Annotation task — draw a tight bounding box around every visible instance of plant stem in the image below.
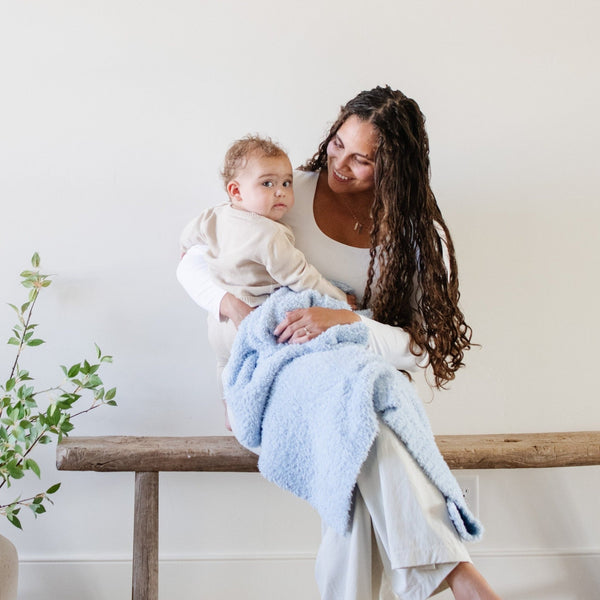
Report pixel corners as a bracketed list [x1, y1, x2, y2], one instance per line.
[9, 289, 39, 381]
[0, 494, 44, 511]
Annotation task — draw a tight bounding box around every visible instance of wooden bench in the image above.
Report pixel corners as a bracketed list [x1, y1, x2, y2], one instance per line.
[56, 431, 600, 600]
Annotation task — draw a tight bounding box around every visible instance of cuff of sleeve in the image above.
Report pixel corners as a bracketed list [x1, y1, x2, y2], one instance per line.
[358, 314, 427, 372]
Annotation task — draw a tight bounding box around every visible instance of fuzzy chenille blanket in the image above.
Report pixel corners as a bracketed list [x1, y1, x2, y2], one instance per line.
[223, 287, 482, 541]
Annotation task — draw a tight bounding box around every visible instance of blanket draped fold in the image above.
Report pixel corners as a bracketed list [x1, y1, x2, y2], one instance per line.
[223, 287, 482, 541]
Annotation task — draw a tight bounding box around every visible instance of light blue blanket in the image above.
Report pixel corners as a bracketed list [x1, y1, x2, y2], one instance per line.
[223, 287, 482, 541]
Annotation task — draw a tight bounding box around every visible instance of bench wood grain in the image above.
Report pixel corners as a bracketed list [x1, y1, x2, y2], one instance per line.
[56, 431, 600, 600]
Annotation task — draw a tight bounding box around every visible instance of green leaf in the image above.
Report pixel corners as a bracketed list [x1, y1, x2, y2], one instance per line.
[105, 387, 117, 401]
[31, 252, 40, 268]
[60, 421, 74, 433]
[5, 378, 16, 392]
[26, 339, 45, 347]
[7, 337, 20, 346]
[31, 503, 46, 515]
[95, 343, 101, 359]
[13, 426, 26, 442]
[46, 482, 61, 494]
[7, 463, 24, 479]
[86, 374, 102, 388]
[106, 400, 117, 406]
[8, 514, 22, 530]
[24, 458, 41, 478]
[67, 364, 80, 378]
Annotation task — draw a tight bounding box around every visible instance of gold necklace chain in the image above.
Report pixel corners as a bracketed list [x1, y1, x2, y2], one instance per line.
[339, 196, 371, 234]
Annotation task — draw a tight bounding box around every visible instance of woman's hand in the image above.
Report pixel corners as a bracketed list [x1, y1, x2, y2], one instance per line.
[220, 293, 253, 328]
[273, 307, 361, 344]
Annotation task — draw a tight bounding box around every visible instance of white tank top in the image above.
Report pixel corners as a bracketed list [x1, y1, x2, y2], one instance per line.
[282, 170, 372, 303]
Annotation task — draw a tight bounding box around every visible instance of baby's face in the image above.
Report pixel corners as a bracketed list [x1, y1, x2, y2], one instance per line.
[229, 154, 294, 221]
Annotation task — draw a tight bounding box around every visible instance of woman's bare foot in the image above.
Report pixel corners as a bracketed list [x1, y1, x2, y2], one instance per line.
[446, 562, 502, 600]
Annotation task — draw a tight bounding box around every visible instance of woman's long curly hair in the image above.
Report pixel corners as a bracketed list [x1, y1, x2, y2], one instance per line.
[303, 86, 473, 388]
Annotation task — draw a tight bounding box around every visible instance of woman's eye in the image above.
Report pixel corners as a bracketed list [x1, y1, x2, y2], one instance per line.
[353, 156, 372, 167]
[334, 138, 343, 148]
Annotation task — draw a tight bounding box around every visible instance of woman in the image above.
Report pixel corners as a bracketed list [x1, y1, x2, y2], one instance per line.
[177, 86, 501, 599]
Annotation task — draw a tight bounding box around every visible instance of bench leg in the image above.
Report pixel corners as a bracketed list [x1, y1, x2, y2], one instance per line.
[132, 471, 159, 600]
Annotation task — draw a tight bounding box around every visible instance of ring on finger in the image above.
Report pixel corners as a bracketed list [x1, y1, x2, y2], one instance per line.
[303, 326, 310, 337]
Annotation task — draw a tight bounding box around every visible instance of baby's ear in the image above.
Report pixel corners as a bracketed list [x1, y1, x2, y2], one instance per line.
[227, 180, 242, 202]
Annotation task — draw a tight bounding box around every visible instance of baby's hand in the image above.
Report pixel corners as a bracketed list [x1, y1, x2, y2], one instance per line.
[345, 293, 358, 310]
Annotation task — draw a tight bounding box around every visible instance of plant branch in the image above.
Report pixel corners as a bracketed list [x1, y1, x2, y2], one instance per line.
[1, 254, 117, 528]
[9, 289, 39, 382]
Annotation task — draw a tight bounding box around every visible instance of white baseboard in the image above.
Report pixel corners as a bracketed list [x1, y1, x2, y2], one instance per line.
[18, 554, 320, 600]
[18, 550, 600, 600]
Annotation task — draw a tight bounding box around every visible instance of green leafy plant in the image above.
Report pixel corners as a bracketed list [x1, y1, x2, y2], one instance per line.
[0, 253, 116, 529]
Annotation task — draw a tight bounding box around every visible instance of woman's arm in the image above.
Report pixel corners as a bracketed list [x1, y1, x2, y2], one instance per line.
[359, 315, 427, 371]
[176, 245, 226, 319]
[177, 245, 253, 326]
[273, 306, 425, 371]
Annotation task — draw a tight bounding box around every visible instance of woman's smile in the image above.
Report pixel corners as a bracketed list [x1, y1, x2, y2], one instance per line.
[332, 168, 351, 182]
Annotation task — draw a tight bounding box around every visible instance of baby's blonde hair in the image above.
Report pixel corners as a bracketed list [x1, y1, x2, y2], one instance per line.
[221, 135, 287, 189]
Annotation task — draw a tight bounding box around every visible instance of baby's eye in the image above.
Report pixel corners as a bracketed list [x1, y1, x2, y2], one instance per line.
[262, 181, 274, 187]
[283, 180, 292, 188]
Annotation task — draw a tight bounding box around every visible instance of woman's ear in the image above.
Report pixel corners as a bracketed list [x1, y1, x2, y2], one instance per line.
[227, 180, 242, 203]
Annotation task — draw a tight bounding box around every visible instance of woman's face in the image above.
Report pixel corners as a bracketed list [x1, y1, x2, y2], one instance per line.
[326, 115, 378, 196]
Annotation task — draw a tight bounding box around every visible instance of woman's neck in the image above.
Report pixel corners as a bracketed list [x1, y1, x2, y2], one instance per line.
[313, 170, 373, 249]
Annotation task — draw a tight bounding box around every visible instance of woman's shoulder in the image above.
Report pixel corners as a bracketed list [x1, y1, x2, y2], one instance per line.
[284, 169, 318, 225]
[292, 169, 319, 195]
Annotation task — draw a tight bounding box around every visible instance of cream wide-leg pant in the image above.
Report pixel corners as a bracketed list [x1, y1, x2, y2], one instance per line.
[315, 423, 472, 600]
[207, 315, 238, 400]
[210, 315, 472, 598]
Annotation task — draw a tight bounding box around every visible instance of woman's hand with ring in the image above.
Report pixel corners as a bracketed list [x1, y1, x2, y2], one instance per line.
[273, 307, 361, 344]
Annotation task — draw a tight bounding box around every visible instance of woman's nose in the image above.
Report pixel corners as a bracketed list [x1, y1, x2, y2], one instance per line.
[335, 151, 349, 169]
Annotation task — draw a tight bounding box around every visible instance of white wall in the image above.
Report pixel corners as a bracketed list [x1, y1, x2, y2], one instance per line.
[1, 1, 599, 598]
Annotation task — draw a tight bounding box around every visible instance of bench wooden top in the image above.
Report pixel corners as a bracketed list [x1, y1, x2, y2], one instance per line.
[56, 431, 600, 472]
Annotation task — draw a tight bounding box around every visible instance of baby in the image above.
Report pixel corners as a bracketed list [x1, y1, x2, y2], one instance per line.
[179, 135, 352, 428]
